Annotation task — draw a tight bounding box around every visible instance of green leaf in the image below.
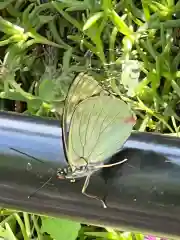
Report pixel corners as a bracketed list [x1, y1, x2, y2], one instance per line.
[28, 29, 62, 48]
[102, 0, 112, 10]
[0, 17, 25, 36]
[52, 2, 83, 30]
[37, 15, 55, 27]
[85, 23, 106, 63]
[135, 233, 144, 240]
[0, 226, 7, 238]
[38, 79, 56, 102]
[83, 12, 104, 31]
[5, 223, 17, 240]
[41, 217, 81, 240]
[120, 231, 133, 240]
[66, 5, 88, 11]
[48, 20, 69, 47]
[61, 0, 89, 11]
[108, 10, 134, 39]
[62, 48, 73, 73]
[0, 0, 15, 9]
[0, 89, 42, 111]
[172, 79, 180, 98]
[141, 39, 157, 59]
[22, 3, 35, 28]
[0, 37, 12, 46]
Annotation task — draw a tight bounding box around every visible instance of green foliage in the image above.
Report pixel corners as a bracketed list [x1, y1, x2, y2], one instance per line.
[0, 0, 176, 239]
[0, 0, 180, 132]
[0, 209, 145, 240]
[41, 217, 81, 240]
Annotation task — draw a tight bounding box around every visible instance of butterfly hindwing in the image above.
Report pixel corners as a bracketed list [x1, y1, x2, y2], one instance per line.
[68, 95, 135, 168]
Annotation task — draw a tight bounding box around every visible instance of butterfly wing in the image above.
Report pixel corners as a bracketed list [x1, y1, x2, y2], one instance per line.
[62, 72, 107, 159]
[68, 95, 136, 167]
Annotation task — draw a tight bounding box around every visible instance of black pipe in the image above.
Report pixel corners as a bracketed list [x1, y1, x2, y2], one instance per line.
[0, 111, 180, 239]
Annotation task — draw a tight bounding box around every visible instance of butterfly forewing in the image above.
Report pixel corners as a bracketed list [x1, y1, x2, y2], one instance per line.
[62, 72, 107, 160]
[65, 73, 105, 122]
[68, 95, 135, 168]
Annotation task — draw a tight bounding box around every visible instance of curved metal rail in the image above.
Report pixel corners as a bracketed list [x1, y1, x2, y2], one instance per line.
[0, 111, 180, 239]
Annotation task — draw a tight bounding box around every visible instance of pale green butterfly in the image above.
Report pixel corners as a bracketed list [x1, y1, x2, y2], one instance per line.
[57, 72, 136, 208]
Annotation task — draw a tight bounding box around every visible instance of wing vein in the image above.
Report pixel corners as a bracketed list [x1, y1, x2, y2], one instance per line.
[70, 114, 82, 160]
[78, 104, 86, 157]
[83, 103, 96, 157]
[88, 103, 104, 141]
[86, 104, 108, 160]
[93, 138, 125, 160]
[87, 110, 122, 160]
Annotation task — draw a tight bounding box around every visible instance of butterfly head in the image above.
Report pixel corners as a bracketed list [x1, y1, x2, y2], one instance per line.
[57, 167, 70, 179]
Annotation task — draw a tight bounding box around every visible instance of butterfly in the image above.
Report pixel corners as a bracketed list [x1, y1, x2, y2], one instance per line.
[57, 72, 136, 208]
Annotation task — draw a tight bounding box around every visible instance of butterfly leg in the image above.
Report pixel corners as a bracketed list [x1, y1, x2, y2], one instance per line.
[82, 174, 107, 208]
[101, 158, 128, 168]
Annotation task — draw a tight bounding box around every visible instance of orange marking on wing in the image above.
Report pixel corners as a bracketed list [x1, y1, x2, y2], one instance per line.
[124, 116, 136, 124]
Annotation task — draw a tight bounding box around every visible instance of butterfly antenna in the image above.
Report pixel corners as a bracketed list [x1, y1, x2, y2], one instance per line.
[95, 158, 128, 169]
[10, 147, 44, 164]
[82, 174, 107, 208]
[28, 176, 53, 199]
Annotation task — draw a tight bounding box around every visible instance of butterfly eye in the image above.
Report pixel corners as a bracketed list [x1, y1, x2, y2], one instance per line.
[57, 168, 67, 178]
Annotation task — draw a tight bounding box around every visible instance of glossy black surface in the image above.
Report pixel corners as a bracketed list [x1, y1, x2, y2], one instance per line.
[0, 111, 180, 239]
